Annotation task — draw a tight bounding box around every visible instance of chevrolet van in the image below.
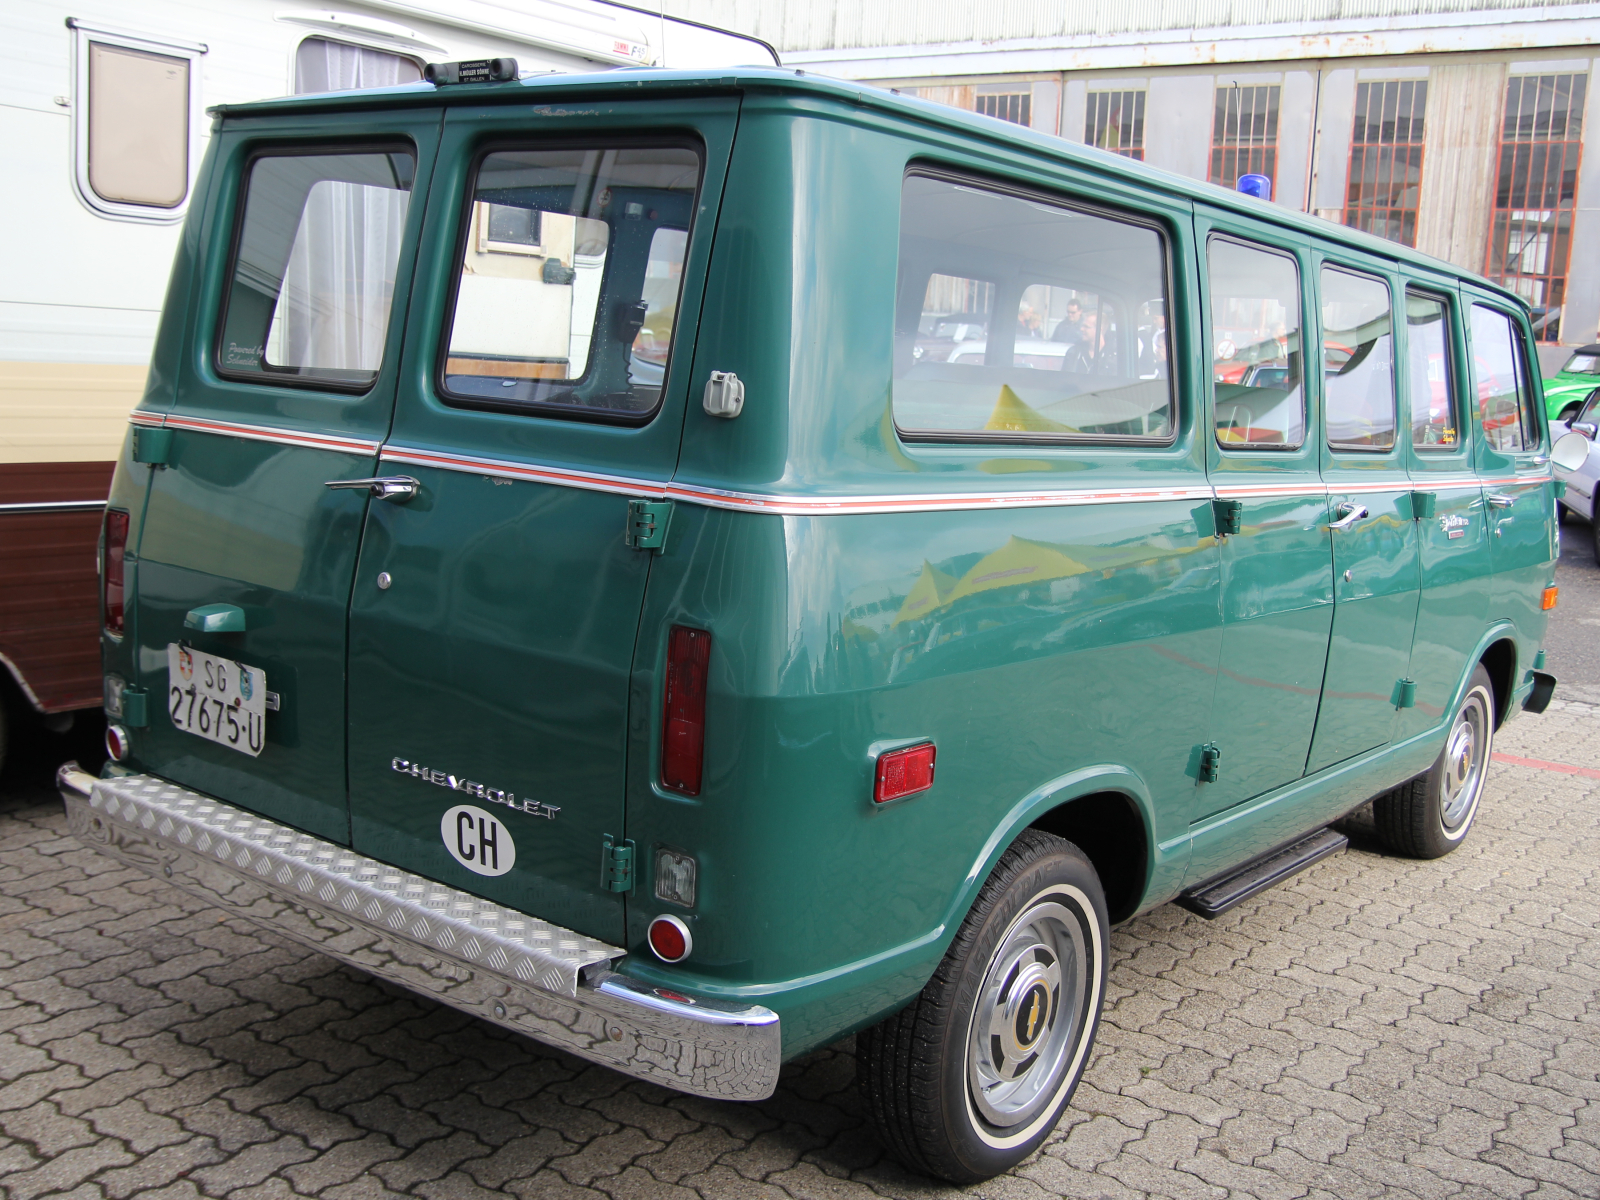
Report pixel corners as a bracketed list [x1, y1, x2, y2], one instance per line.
[59, 64, 1559, 1182]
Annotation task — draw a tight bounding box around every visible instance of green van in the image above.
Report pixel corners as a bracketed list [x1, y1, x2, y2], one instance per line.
[60, 64, 1560, 1182]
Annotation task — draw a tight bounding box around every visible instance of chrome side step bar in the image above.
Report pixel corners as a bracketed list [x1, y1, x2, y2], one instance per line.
[57, 764, 780, 1101]
[1176, 827, 1349, 919]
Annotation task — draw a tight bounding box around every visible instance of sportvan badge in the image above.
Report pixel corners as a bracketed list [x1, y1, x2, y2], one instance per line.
[392, 757, 560, 820]
[1440, 513, 1469, 540]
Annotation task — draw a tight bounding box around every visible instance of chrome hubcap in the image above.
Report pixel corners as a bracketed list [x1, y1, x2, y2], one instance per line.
[968, 899, 1086, 1129]
[1440, 688, 1488, 832]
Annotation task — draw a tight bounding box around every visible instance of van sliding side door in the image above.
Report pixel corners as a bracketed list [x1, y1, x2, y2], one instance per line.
[345, 96, 739, 947]
[1189, 213, 1334, 876]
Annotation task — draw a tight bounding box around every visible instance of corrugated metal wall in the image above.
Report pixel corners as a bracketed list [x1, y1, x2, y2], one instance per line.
[664, 0, 1595, 53]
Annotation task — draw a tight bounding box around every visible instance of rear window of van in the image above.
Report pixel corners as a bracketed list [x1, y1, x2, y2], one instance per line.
[893, 172, 1174, 443]
[217, 148, 415, 391]
[439, 144, 701, 423]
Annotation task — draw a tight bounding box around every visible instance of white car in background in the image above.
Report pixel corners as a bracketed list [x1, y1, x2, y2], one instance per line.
[1550, 388, 1600, 559]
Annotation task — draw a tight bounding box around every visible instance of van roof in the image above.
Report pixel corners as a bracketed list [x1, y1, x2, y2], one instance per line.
[211, 66, 1524, 310]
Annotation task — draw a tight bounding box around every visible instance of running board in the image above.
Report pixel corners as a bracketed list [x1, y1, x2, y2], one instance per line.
[1176, 827, 1349, 919]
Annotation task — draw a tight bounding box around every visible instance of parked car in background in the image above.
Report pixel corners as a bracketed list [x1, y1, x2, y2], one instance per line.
[1541, 343, 1600, 420]
[1552, 392, 1600, 557]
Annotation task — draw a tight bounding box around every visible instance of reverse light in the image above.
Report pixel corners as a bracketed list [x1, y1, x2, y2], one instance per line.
[648, 914, 692, 963]
[1542, 586, 1559, 611]
[874, 742, 936, 804]
[661, 626, 710, 795]
[103, 509, 130, 635]
[655, 848, 697, 908]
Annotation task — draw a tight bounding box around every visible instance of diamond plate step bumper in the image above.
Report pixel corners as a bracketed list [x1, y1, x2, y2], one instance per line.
[57, 764, 780, 1101]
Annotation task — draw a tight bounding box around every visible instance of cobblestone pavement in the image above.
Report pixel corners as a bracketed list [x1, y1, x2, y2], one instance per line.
[2, 707, 1597, 1200]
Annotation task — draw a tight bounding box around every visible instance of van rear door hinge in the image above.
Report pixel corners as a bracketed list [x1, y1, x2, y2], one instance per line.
[602, 835, 635, 893]
[1212, 498, 1243, 537]
[1391, 678, 1418, 709]
[1198, 744, 1222, 783]
[625, 499, 673, 551]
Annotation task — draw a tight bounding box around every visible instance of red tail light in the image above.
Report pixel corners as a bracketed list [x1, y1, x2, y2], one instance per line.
[103, 509, 130, 635]
[661, 626, 710, 795]
[874, 742, 936, 804]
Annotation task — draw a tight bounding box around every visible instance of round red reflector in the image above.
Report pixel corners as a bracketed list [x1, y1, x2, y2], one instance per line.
[105, 724, 130, 762]
[648, 915, 692, 963]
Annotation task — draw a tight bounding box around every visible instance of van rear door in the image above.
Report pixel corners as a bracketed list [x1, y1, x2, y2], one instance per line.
[345, 96, 737, 945]
[134, 112, 439, 843]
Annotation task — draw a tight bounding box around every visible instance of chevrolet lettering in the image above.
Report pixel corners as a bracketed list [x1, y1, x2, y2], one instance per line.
[391, 756, 560, 819]
[63, 61, 1558, 1184]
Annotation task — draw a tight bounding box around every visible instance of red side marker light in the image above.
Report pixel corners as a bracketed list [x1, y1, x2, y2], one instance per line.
[1543, 586, 1559, 611]
[661, 626, 710, 796]
[648, 914, 692, 963]
[103, 509, 130, 635]
[874, 742, 936, 804]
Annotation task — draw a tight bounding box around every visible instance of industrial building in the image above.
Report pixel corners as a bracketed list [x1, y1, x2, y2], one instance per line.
[669, 0, 1600, 369]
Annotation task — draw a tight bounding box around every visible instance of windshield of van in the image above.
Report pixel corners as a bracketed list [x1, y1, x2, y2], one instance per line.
[441, 145, 700, 420]
[894, 175, 1174, 442]
[1560, 352, 1600, 375]
[218, 149, 415, 389]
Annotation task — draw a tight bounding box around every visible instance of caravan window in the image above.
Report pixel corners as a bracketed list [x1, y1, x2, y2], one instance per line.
[86, 42, 190, 209]
[216, 149, 415, 390]
[893, 174, 1174, 442]
[440, 146, 701, 421]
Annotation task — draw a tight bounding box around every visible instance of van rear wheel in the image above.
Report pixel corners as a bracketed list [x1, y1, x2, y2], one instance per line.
[1374, 664, 1494, 859]
[857, 829, 1108, 1184]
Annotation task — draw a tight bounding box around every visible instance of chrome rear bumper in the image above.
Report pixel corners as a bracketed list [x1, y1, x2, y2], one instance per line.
[56, 764, 779, 1101]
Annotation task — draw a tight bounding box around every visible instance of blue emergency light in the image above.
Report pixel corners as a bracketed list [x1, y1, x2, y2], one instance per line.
[1237, 173, 1272, 200]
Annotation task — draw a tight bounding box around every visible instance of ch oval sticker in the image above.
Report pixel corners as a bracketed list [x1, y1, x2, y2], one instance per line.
[441, 805, 516, 877]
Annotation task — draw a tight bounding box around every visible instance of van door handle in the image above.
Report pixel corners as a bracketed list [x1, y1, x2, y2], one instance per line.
[1486, 493, 1515, 509]
[1531, 454, 1550, 466]
[325, 476, 419, 502]
[1328, 502, 1369, 531]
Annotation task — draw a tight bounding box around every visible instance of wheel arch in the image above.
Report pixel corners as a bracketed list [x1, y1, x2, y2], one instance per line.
[1478, 635, 1518, 728]
[941, 766, 1158, 939]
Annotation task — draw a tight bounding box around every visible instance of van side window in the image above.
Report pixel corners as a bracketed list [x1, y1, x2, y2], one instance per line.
[216, 150, 415, 390]
[1406, 292, 1459, 449]
[1321, 267, 1396, 451]
[440, 146, 701, 421]
[894, 174, 1173, 442]
[1208, 239, 1305, 448]
[1471, 305, 1538, 452]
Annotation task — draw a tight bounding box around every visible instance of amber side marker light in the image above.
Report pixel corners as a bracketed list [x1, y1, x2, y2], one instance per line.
[874, 742, 936, 804]
[1543, 586, 1559, 611]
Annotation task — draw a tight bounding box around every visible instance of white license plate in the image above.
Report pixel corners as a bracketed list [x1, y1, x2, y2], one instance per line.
[166, 643, 267, 756]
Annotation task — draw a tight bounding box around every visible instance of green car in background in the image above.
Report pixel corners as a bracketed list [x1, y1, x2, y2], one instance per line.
[1544, 342, 1600, 418]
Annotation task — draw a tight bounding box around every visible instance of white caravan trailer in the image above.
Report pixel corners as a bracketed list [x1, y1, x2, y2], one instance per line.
[0, 0, 775, 759]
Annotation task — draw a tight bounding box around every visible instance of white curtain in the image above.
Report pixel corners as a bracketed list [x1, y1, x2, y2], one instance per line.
[268, 41, 418, 374]
[294, 38, 421, 94]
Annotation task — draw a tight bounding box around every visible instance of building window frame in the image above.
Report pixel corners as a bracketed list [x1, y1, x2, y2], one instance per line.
[1209, 83, 1281, 192]
[976, 90, 1032, 127]
[67, 17, 207, 224]
[1485, 72, 1588, 343]
[1085, 90, 1146, 159]
[1343, 79, 1429, 247]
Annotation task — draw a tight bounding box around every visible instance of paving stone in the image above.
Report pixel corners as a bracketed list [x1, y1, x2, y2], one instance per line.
[2, 711, 1598, 1198]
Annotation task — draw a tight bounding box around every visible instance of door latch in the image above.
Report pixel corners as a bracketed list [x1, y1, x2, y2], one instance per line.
[324, 476, 420, 502]
[1198, 744, 1222, 783]
[1212, 498, 1243, 537]
[626, 499, 673, 551]
[602, 835, 635, 893]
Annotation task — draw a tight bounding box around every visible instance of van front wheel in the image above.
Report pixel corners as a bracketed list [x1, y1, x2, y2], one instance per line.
[1374, 664, 1494, 858]
[857, 829, 1108, 1184]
